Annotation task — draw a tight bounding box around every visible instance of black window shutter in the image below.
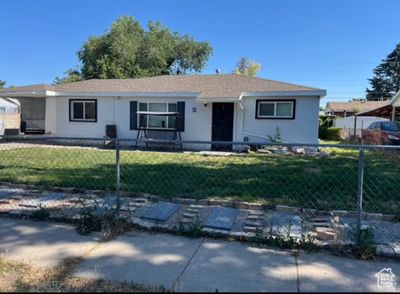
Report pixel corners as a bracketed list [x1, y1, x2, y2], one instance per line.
[130, 101, 138, 130]
[177, 101, 185, 132]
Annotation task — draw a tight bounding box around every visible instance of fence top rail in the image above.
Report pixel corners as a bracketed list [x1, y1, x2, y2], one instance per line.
[1, 135, 400, 149]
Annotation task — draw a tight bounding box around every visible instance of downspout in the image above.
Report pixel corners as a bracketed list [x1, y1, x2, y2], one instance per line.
[238, 93, 270, 141]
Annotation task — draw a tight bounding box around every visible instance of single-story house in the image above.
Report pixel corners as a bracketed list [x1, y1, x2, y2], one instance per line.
[0, 74, 326, 146]
[325, 100, 388, 117]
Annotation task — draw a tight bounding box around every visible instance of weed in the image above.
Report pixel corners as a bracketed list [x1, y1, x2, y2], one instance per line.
[178, 219, 203, 238]
[100, 210, 132, 241]
[352, 226, 377, 260]
[76, 199, 102, 235]
[32, 205, 50, 220]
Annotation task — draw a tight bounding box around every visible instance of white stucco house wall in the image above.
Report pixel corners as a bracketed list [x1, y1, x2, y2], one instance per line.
[0, 74, 326, 147]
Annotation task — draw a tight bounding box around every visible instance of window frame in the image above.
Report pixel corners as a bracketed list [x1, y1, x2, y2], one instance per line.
[69, 99, 97, 122]
[138, 102, 178, 130]
[255, 99, 296, 119]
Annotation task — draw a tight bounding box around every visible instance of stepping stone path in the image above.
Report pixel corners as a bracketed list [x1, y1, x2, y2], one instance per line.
[203, 207, 238, 231]
[0, 184, 398, 258]
[180, 205, 202, 225]
[244, 210, 265, 233]
[141, 202, 181, 222]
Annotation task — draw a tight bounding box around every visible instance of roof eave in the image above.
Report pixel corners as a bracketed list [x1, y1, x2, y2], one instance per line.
[0, 90, 48, 98]
[240, 90, 327, 99]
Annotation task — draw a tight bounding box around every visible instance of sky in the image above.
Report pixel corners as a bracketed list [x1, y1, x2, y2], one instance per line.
[1, 0, 400, 107]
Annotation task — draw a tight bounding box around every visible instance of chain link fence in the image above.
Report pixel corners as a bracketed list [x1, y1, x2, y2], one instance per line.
[0, 136, 399, 243]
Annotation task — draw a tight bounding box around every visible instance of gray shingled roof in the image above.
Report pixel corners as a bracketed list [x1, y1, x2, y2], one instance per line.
[326, 101, 388, 113]
[0, 74, 324, 99]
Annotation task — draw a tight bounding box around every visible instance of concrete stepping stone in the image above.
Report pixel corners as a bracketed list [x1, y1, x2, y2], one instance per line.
[95, 196, 118, 214]
[203, 207, 238, 231]
[186, 208, 200, 214]
[141, 202, 181, 222]
[183, 212, 198, 219]
[18, 193, 66, 208]
[247, 215, 263, 220]
[245, 221, 263, 227]
[248, 210, 264, 215]
[0, 189, 22, 199]
[244, 226, 259, 233]
[315, 227, 336, 241]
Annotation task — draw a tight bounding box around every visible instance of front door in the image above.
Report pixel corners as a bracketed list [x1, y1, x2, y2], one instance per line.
[211, 103, 234, 150]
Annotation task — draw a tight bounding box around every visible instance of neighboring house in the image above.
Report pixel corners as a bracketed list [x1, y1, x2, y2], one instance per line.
[0, 74, 326, 146]
[0, 98, 19, 114]
[325, 100, 387, 117]
[0, 98, 20, 134]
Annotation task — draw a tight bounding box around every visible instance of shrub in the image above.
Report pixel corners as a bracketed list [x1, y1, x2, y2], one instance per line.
[319, 127, 341, 140]
[353, 227, 377, 260]
[32, 206, 50, 220]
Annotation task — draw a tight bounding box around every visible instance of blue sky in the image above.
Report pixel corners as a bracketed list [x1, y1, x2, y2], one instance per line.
[1, 0, 400, 107]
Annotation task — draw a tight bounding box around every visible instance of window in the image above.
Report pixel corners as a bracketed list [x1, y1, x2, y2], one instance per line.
[69, 100, 97, 122]
[368, 123, 378, 129]
[0, 107, 6, 114]
[138, 102, 178, 129]
[382, 122, 400, 132]
[256, 100, 295, 119]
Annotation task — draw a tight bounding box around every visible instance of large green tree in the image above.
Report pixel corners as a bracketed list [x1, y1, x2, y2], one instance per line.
[234, 57, 261, 77]
[57, 16, 212, 82]
[0, 80, 5, 89]
[366, 43, 400, 100]
[53, 68, 82, 85]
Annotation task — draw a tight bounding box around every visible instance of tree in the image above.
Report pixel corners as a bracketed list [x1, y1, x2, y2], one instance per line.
[0, 80, 6, 89]
[74, 16, 212, 80]
[366, 43, 400, 100]
[234, 57, 261, 77]
[53, 68, 82, 85]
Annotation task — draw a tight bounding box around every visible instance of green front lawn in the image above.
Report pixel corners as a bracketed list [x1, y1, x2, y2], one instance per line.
[0, 146, 398, 213]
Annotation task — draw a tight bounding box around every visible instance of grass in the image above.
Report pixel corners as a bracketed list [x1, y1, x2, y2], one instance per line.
[0, 146, 399, 213]
[0, 256, 165, 292]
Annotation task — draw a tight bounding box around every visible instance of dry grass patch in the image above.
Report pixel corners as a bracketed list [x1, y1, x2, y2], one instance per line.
[0, 256, 166, 292]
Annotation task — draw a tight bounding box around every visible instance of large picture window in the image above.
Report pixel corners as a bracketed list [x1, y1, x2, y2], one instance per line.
[256, 99, 295, 119]
[138, 102, 177, 129]
[69, 99, 97, 122]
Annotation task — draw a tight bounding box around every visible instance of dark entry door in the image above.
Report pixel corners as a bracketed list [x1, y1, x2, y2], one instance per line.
[212, 103, 234, 150]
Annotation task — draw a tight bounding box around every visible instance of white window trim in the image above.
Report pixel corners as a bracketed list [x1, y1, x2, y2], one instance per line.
[70, 100, 97, 122]
[138, 102, 177, 130]
[257, 101, 294, 118]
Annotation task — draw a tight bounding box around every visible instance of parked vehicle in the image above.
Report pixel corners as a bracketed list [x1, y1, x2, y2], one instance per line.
[362, 121, 400, 145]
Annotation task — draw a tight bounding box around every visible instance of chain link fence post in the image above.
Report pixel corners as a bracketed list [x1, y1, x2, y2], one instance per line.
[115, 137, 121, 215]
[356, 147, 365, 244]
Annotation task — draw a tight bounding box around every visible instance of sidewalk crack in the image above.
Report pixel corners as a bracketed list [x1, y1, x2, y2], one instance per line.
[171, 237, 205, 292]
[295, 251, 300, 293]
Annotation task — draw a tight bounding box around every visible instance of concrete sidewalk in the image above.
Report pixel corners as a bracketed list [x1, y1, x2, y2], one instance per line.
[0, 217, 399, 292]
